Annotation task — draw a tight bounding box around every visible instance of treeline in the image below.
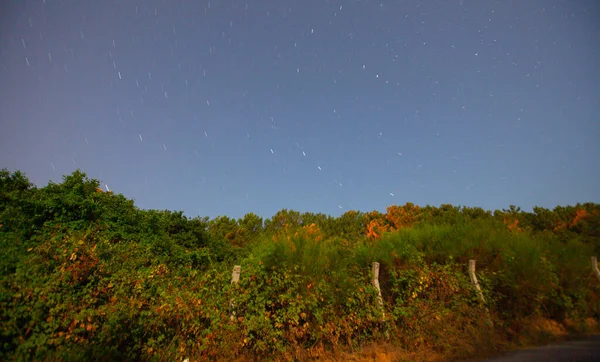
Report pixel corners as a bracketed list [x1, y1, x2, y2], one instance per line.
[1, 168, 599, 361]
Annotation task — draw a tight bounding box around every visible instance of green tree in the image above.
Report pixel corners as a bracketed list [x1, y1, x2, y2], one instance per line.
[29, 169, 101, 230]
[301, 212, 337, 237]
[264, 209, 303, 234]
[334, 210, 366, 240]
[238, 212, 263, 234]
[236, 212, 264, 245]
[0, 169, 36, 236]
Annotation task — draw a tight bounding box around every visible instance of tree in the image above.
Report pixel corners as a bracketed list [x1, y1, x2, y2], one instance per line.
[422, 204, 461, 225]
[300, 212, 336, 238]
[386, 202, 422, 230]
[238, 212, 263, 234]
[529, 206, 557, 232]
[335, 210, 366, 240]
[208, 215, 238, 243]
[264, 209, 303, 234]
[364, 210, 392, 240]
[0, 169, 36, 235]
[29, 169, 102, 230]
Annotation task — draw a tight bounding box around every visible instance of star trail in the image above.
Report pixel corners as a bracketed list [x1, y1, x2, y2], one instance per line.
[1, 0, 599, 219]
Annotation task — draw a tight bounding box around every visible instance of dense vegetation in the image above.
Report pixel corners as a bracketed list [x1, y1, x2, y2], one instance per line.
[1, 168, 599, 361]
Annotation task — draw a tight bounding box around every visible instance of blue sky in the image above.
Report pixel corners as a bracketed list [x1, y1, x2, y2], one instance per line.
[1, 0, 599, 220]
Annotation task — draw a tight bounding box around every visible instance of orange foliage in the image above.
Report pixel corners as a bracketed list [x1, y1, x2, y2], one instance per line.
[504, 217, 522, 233]
[303, 223, 323, 241]
[366, 219, 392, 240]
[364, 210, 395, 239]
[570, 208, 588, 228]
[553, 221, 567, 233]
[553, 208, 591, 232]
[386, 203, 421, 230]
[278, 223, 323, 243]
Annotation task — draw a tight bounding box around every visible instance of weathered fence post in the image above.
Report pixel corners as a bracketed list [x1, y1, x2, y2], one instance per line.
[468, 260, 486, 304]
[231, 265, 241, 284]
[592, 257, 600, 282]
[469, 259, 493, 327]
[372, 262, 385, 318]
[230, 265, 241, 321]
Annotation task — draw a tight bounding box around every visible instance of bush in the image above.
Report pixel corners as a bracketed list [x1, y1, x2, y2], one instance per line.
[2, 168, 599, 360]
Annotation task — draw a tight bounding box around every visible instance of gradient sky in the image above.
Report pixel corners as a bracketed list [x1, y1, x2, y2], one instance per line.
[1, 0, 599, 220]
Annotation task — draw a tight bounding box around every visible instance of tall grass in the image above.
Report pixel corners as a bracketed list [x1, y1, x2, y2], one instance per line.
[247, 227, 357, 297]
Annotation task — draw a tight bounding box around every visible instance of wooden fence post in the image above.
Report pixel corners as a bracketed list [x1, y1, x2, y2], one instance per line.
[469, 259, 493, 327]
[231, 265, 241, 284]
[372, 262, 385, 318]
[468, 260, 486, 304]
[592, 257, 600, 282]
[230, 265, 241, 321]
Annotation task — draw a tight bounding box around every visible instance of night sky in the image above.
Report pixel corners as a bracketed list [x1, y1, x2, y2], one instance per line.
[1, 0, 599, 220]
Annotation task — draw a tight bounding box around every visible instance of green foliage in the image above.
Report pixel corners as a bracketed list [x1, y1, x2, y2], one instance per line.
[1, 168, 600, 360]
[27, 170, 102, 231]
[336, 210, 368, 241]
